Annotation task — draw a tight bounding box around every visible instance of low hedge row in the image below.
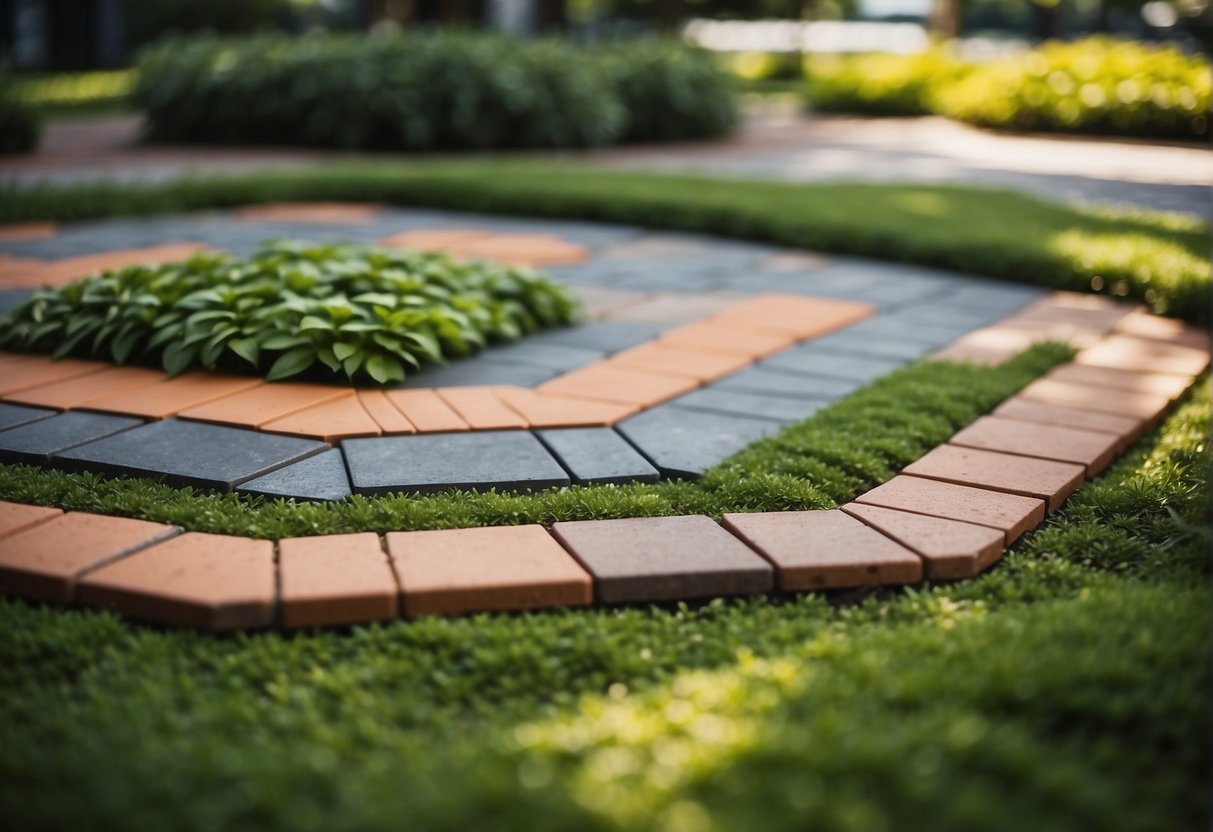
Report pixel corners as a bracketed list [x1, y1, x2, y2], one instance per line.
[808, 38, 1210, 141]
[135, 33, 739, 150]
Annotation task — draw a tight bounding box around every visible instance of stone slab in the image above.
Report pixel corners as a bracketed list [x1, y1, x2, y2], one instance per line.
[77, 532, 276, 630]
[237, 448, 352, 502]
[551, 515, 774, 604]
[55, 418, 329, 491]
[902, 444, 1085, 512]
[721, 509, 922, 591]
[0, 512, 178, 603]
[948, 416, 1120, 477]
[616, 405, 777, 478]
[535, 428, 660, 485]
[842, 503, 1005, 580]
[278, 533, 398, 628]
[387, 525, 591, 616]
[0, 402, 56, 432]
[854, 475, 1046, 544]
[0, 411, 142, 465]
[343, 431, 569, 496]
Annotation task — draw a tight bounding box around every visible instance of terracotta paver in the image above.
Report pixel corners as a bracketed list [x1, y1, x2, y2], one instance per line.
[493, 388, 638, 428]
[0, 512, 178, 603]
[436, 387, 530, 430]
[0, 221, 56, 242]
[538, 365, 700, 407]
[5, 365, 166, 410]
[658, 321, 795, 358]
[460, 234, 590, 267]
[949, 415, 1121, 476]
[77, 532, 276, 630]
[383, 389, 469, 432]
[261, 395, 381, 442]
[387, 524, 591, 616]
[550, 515, 774, 603]
[842, 503, 1005, 580]
[378, 229, 495, 251]
[234, 202, 381, 223]
[854, 475, 1046, 544]
[1075, 334, 1209, 377]
[0, 254, 49, 288]
[1017, 378, 1172, 423]
[0, 501, 63, 539]
[902, 444, 1085, 512]
[81, 372, 264, 419]
[0, 355, 110, 396]
[33, 243, 208, 287]
[278, 533, 398, 628]
[710, 294, 873, 339]
[1045, 363, 1194, 400]
[932, 325, 1044, 365]
[179, 383, 353, 428]
[998, 292, 1134, 339]
[721, 509, 922, 591]
[992, 397, 1143, 450]
[607, 342, 753, 382]
[356, 390, 416, 434]
[1114, 310, 1210, 352]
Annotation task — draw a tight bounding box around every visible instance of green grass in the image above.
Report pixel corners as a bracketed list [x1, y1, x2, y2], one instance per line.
[1, 165, 1208, 322]
[0, 372, 1206, 832]
[0, 343, 1071, 537]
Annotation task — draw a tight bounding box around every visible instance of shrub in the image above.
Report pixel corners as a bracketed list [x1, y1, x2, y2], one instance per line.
[0, 241, 580, 385]
[134, 33, 738, 151]
[807, 49, 967, 116]
[13, 69, 136, 113]
[0, 69, 40, 154]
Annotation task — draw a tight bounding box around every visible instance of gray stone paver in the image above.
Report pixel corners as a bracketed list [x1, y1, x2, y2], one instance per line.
[616, 405, 778, 478]
[535, 428, 660, 485]
[0, 402, 56, 432]
[0, 412, 143, 465]
[237, 448, 353, 502]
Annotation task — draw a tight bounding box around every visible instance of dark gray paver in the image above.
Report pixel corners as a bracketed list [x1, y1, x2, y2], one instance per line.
[535, 428, 660, 485]
[707, 366, 861, 400]
[0, 402, 57, 432]
[551, 515, 774, 603]
[397, 357, 559, 389]
[838, 315, 981, 349]
[941, 283, 1046, 313]
[670, 389, 825, 424]
[54, 418, 329, 491]
[476, 341, 606, 372]
[343, 431, 570, 496]
[237, 448, 352, 502]
[0, 412, 142, 465]
[0, 290, 32, 317]
[806, 329, 935, 361]
[758, 345, 907, 383]
[528, 321, 666, 354]
[617, 405, 777, 478]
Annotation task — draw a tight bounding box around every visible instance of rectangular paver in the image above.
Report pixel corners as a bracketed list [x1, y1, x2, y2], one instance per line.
[539, 365, 700, 408]
[992, 398, 1144, 449]
[551, 515, 774, 604]
[0, 500, 62, 539]
[1017, 378, 1172, 424]
[657, 322, 795, 359]
[356, 390, 416, 434]
[493, 388, 638, 428]
[81, 372, 265, 419]
[0, 402, 56, 431]
[1114, 310, 1210, 352]
[1075, 334, 1209, 377]
[0, 411, 142, 465]
[382, 389, 469, 432]
[0, 355, 109, 395]
[948, 415, 1120, 477]
[710, 294, 873, 339]
[179, 383, 353, 428]
[278, 533, 398, 628]
[535, 428, 660, 485]
[387, 525, 591, 616]
[721, 509, 922, 591]
[607, 343, 754, 382]
[616, 405, 776, 478]
[1045, 363, 1194, 400]
[759, 345, 906, 383]
[902, 444, 1085, 512]
[5, 366, 166, 410]
[670, 388, 825, 424]
[842, 503, 1005, 580]
[437, 387, 530, 430]
[260, 395, 382, 442]
[854, 475, 1046, 544]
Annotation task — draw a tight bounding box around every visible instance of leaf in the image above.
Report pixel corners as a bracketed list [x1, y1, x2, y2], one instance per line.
[297, 315, 332, 332]
[365, 353, 404, 384]
[162, 341, 198, 377]
[228, 337, 260, 366]
[266, 347, 317, 381]
[332, 341, 360, 362]
[261, 333, 310, 350]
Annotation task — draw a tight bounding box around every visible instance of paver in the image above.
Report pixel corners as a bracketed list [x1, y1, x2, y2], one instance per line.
[539, 365, 700, 407]
[0, 411, 142, 465]
[806, 329, 934, 361]
[948, 415, 1120, 476]
[607, 342, 753, 382]
[0, 354, 108, 395]
[343, 431, 569, 496]
[27, 243, 208, 287]
[0, 221, 56, 242]
[609, 293, 748, 325]
[0, 501, 62, 539]
[388, 525, 591, 616]
[0, 402, 56, 431]
[1004, 292, 1134, 333]
[721, 509, 922, 591]
[535, 428, 660, 485]
[237, 448, 352, 502]
[707, 366, 861, 401]
[1045, 363, 1194, 400]
[902, 444, 1085, 512]
[1076, 334, 1209, 377]
[5, 365, 166, 410]
[493, 388, 638, 429]
[1017, 378, 1172, 423]
[1114, 309, 1210, 352]
[710, 294, 873, 339]
[670, 388, 824, 424]
[356, 390, 416, 434]
[617, 405, 776, 478]
[991, 398, 1143, 449]
[474, 340, 606, 372]
[529, 321, 666, 354]
[179, 383, 353, 428]
[657, 321, 794, 358]
[759, 345, 906, 383]
[77, 532, 276, 630]
[379, 228, 493, 250]
[551, 515, 774, 603]
[260, 394, 382, 442]
[0, 512, 178, 603]
[55, 418, 329, 490]
[854, 475, 1046, 544]
[842, 503, 1005, 580]
[81, 372, 265, 419]
[460, 234, 589, 266]
[278, 533, 398, 628]
[437, 387, 530, 430]
[383, 389, 469, 432]
[399, 358, 559, 389]
[235, 202, 381, 223]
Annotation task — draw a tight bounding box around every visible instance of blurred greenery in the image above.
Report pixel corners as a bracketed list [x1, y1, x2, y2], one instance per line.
[11, 69, 136, 115]
[0, 67, 41, 154]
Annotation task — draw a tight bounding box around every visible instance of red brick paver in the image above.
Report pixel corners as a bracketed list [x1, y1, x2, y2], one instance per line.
[842, 503, 1005, 580]
[278, 533, 398, 628]
[261, 395, 382, 442]
[179, 383, 353, 429]
[1075, 334, 1209, 377]
[382, 389, 469, 432]
[0, 501, 62, 539]
[711, 294, 873, 339]
[902, 444, 1085, 512]
[0, 355, 109, 396]
[538, 365, 700, 407]
[658, 321, 795, 358]
[607, 343, 754, 382]
[6, 366, 166, 410]
[493, 388, 638, 428]
[81, 372, 264, 419]
[855, 476, 1046, 544]
[356, 390, 417, 434]
[437, 387, 531, 430]
[1017, 378, 1172, 424]
[235, 202, 382, 223]
[948, 415, 1120, 476]
[1044, 363, 1194, 400]
[991, 398, 1144, 450]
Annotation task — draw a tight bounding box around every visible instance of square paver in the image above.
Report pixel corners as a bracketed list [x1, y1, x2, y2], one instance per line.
[948, 416, 1121, 477]
[387, 524, 591, 616]
[842, 503, 1005, 580]
[278, 533, 398, 628]
[0, 411, 143, 465]
[237, 448, 352, 502]
[55, 418, 329, 491]
[343, 431, 569, 496]
[535, 428, 660, 485]
[721, 509, 922, 591]
[902, 444, 1085, 512]
[616, 405, 777, 478]
[550, 515, 774, 604]
[854, 475, 1046, 544]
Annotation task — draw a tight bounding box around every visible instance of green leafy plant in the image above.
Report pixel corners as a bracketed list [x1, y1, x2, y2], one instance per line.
[0, 241, 580, 385]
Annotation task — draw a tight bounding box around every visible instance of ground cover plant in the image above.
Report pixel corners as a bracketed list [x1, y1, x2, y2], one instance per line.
[0, 241, 578, 385]
[0, 369, 1206, 831]
[807, 38, 1211, 141]
[134, 33, 737, 151]
[0, 166, 1208, 322]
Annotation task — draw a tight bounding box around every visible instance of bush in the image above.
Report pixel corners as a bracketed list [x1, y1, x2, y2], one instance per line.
[134, 33, 738, 151]
[0, 69, 40, 154]
[14, 69, 136, 113]
[806, 38, 1210, 141]
[0, 241, 580, 385]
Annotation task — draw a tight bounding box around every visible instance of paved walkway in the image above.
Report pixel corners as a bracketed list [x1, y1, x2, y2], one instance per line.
[2, 107, 1209, 217]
